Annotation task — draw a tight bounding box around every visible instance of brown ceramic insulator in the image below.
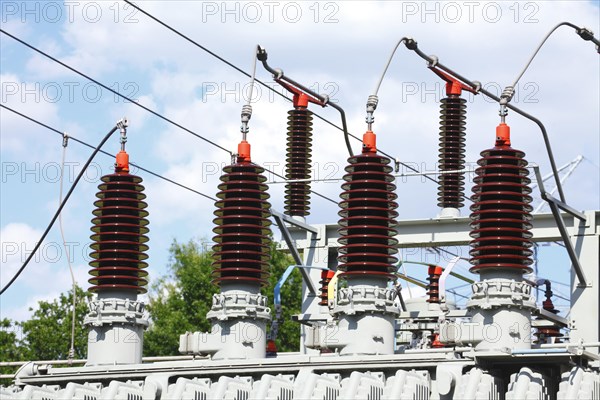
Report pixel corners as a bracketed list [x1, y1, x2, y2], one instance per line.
[430, 333, 445, 348]
[426, 265, 443, 304]
[212, 162, 271, 286]
[535, 320, 563, 342]
[535, 285, 563, 342]
[285, 108, 313, 217]
[437, 96, 466, 209]
[337, 152, 398, 280]
[88, 173, 149, 294]
[319, 270, 335, 306]
[469, 144, 534, 274]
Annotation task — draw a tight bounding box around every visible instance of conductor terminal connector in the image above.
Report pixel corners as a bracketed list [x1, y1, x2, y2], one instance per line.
[365, 94, 379, 130]
[500, 86, 515, 104]
[241, 104, 252, 136]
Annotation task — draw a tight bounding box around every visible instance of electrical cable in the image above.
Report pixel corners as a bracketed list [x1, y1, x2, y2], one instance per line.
[372, 37, 409, 96]
[407, 41, 569, 203]
[0, 28, 429, 207]
[0, 32, 337, 205]
[257, 48, 354, 157]
[239, 45, 259, 141]
[0, 122, 122, 295]
[2, 106, 337, 231]
[362, 35, 454, 194]
[0, 29, 231, 156]
[252, 163, 337, 205]
[406, 24, 599, 203]
[58, 136, 78, 363]
[119, 2, 437, 186]
[246, 45, 259, 110]
[0, 105, 217, 202]
[505, 22, 599, 102]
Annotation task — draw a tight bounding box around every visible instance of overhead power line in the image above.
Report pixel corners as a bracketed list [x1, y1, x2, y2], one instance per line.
[0, 29, 339, 206]
[0, 29, 231, 156]
[1, 121, 123, 295]
[120, 1, 446, 189]
[0, 104, 217, 202]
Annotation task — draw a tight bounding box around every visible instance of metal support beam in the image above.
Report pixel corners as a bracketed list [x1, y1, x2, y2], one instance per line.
[536, 308, 570, 328]
[548, 202, 587, 287]
[544, 193, 587, 222]
[533, 166, 589, 287]
[533, 166, 587, 222]
[271, 209, 318, 294]
[286, 213, 593, 250]
[271, 209, 318, 234]
[533, 165, 585, 221]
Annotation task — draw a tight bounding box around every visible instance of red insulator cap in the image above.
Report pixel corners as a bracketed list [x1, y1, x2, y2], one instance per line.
[115, 150, 129, 173]
[237, 140, 251, 162]
[446, 81, 463, 96]
[496, 123, 511, 146]
[294, 93, 309, 108]
[266, 339, 277, 354]
[362, 131, 377, 153]
[431, 333, 445, 348]
[428, 265, 443, 277]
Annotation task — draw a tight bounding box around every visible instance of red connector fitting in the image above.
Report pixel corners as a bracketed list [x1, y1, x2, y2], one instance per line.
[428, 66, 478, 96]
[362, 130, 377, 153]
[237, 140, 252, 162]
[115, 150, 130, 173]
[277, 79, 326, 109]
[495, 122, 511, 147]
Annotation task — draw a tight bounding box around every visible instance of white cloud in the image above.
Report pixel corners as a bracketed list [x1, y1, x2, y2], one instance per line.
[1, 1, 598, 323]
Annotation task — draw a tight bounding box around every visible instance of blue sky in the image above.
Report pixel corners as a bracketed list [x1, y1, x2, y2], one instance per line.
[1, 1, 598, 322]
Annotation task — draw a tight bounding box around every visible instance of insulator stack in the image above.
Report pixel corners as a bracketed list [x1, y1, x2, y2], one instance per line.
[89, 172, 149, 293]
[285, 108, 313, 217]
[318, 270, 335, 306]
[437, 96, 466, 209]
[337, 151, 399, 280]
[535, 284, 563, 343]
[212, 161, 272, 286]
[426, 265, 443, 303]
[469, 136, 533, 275]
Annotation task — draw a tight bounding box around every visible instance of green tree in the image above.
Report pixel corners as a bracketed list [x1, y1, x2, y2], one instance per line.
[144, 240, 218, 356]
[0, 318, 25, 385]
[265, 242, 303, 353]
[144, 239, 302, 356]
[19, 286, 91, 361]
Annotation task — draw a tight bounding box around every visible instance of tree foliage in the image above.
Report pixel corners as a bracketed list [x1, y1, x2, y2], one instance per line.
[18, 286, 91, 361]
[144, 239, 218, 356]
[0, 318, 25, 385]
[144, 238, 302, 356]
[2, 238, 302, 375]
[0, 286, 90, 385]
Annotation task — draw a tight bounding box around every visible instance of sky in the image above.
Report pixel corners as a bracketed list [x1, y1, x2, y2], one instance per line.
[1, 1, 599, 323]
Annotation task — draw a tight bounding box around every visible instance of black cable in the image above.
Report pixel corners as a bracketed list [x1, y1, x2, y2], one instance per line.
[0, 123, 120, 295]
[120, 1, 453, 203]
[0, 29, 338, 205]
[409, 41, 573, 203]
[122, 1, 432, 181]
[253, 163, 338, 205]
[0, 29, 231, 156]
[0, 104, 217, 202]
[257, 50, 354, 157]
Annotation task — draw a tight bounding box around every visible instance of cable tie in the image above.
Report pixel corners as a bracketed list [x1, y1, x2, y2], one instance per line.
[577, 27, 595, 41]
[428, 55, 439, 68]
[404, 38, 417, 50]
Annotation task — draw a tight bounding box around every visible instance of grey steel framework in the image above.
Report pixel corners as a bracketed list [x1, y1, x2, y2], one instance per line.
[1, 210, 598, 400]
